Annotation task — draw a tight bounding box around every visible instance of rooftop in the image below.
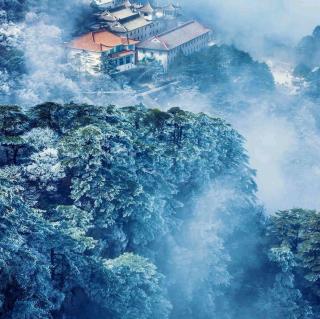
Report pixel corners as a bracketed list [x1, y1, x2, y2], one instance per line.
[137, 20, 211, 51]
[112, 7, 137, 20]
[93, 0, 113, 6]
[140, 2, 154, 13]
[68, 30, 138, 52]
[122, 16, 152, 31]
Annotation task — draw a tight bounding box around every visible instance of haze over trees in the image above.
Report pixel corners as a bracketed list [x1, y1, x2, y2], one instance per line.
[0, 102, 319, 318]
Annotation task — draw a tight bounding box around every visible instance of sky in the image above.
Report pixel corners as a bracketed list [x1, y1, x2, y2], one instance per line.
[184, 0, 320, 57]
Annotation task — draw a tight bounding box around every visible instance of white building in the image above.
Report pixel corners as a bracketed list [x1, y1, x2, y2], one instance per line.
[96, 1, 179, 41]
[91, 0, 128, 9]
[136, 20, 211, 71]
[67, 30, 138, 75]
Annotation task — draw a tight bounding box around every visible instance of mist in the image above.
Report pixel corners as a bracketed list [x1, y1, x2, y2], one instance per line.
[183, 0, 320, 59]
[1, 1, 320, 317]
[2, 0, 319, 234]
[2, 0, 138, 107]
[145, 0, 320, 213]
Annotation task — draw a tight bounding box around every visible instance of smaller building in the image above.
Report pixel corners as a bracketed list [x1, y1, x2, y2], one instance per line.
[110, 16, 166, 41]
[67, 30, 138, 75]
[136, 20, 211, 71]
[153, 2, 181, 20]
[91, 0, 128, 9]
[92, 0, 114, 9]
[96, 1, 179, 41]
[139, 2, 155, 21]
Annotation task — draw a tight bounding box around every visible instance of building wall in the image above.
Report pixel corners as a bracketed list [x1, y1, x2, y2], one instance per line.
[111, 53, 136, 72]
[168, 31, 211, 64]
[125, 20, 166, 41]
[69, 48, 136, 75]
[116, 62, 136, 72]
[137, 31, 211, 71]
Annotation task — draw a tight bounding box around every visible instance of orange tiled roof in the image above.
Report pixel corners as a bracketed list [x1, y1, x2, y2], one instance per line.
[68, 30, 138, 52]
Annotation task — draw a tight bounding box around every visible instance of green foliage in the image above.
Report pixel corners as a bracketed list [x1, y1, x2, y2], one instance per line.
[171, 44, 275, 95]
[293, 26, 320, 99]
[99, 253, 171, 319]
[267, 209, 320, 312]
[0, 184, 64, 318]
[0, 105, 29, 165]
[0, 102, 257, 318]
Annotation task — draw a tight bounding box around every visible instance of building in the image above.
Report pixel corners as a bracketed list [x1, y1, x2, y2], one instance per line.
[153, 2, 181, 20]
[98, 3, 167, 41]
[139, 2, 155, 21]
[91, 0, 128, 9]
[110, 16, 167, 41]
[67, 30, 138, 74]
[136, 20, 211, 71]
[91, 0, 114, 9]
[96, 1, 179, 41]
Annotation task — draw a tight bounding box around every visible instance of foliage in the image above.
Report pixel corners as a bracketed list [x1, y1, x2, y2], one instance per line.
[293, 26, 320, 99]
[0, 102, 258, 318]
[267, 209, 320, 315]
[170, 44, 275, 95]
[98, 253, 171, 319]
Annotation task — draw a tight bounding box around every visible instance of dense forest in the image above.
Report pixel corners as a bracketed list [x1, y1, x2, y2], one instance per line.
[0, 103, 319, 318]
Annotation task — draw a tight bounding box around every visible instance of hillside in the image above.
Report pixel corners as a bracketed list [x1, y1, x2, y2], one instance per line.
[0, 102, 260, 318]
[293, 26, 320, 100]
[171, 44, 275, 95]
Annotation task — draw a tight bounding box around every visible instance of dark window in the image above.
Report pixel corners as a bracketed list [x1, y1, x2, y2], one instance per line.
[126, 56, 131, 64]
[119, 58, 124, 65]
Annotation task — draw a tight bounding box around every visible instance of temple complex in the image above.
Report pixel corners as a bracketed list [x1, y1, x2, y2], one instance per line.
[67, 0, 211, 74]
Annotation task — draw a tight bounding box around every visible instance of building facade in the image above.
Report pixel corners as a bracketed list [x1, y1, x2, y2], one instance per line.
[136, 20, 211, 71]
[67, 30, 138, 75]
[96, 1, 179, 41]
[91, 0, 128, 10]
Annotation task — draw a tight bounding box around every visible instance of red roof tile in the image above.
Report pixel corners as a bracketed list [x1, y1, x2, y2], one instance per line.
[68, 30, 138, 52]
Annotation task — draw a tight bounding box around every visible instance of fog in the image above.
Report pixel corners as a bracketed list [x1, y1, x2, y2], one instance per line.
[164, 0, 320, 213]
[5, 0, 138, 107]
[183, 0, 320, 59]
[2, 0, 319, 217]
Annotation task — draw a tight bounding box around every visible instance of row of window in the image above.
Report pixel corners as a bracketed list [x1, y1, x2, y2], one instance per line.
[113, 55, 133, 66]
[127, 23, 164, 41]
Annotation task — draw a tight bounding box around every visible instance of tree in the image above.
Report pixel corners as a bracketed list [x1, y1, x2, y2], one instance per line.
[267, 209, 320, 316]
[0, 102, 266, 318]
[0, 105, 29, 165]
[0, 178, 64, 318]
[87, 253, 171, 319]
[256, 246, 313, 319]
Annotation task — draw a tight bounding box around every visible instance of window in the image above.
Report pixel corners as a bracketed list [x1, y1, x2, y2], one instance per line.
[126, 56, 131, 64]
[119, 58, 124, 65]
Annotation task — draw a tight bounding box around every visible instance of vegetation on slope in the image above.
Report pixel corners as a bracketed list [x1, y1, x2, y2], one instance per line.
[0, 102, 259, 318]
[171, 44, 275, 95]
[0, 102, 319, 318]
